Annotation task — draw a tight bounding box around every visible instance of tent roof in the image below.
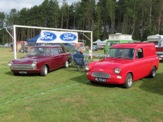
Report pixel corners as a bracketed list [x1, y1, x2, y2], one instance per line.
[27, 34, 40, 43]
[102, 39, 108, 43]
[93, 39, 102, 43]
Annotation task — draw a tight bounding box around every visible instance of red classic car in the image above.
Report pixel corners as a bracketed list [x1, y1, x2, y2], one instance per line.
[8, 45, 71, 76]
[85, 43, 159, 88]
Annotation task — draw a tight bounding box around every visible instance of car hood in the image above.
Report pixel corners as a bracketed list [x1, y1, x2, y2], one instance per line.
[91, 58, 132, 71]
[12, 56, 47, 64]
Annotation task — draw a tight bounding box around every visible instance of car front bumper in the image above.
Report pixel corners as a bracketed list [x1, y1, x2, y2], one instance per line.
[9, 64, 41, 75]
[86, 71, 125, 84]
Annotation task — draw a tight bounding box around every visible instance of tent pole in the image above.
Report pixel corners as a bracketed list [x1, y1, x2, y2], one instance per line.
[13, 25, 17, 59]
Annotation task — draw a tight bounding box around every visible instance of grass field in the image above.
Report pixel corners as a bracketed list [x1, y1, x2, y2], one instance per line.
[0, 48, 163, 122]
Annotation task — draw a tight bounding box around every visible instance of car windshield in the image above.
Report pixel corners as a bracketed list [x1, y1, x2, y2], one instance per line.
[27, 47, 51, 56]
[106, 48, 134, 59]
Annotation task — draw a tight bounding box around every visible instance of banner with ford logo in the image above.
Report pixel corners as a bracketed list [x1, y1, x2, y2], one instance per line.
[37, 30, 78, 43]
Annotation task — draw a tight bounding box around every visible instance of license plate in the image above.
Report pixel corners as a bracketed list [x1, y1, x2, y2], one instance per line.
[95, 77, 106, 82]
[19, 71, 27, 74]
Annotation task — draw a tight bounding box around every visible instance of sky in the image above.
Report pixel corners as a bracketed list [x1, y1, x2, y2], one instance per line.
[0, 0, 79, 14]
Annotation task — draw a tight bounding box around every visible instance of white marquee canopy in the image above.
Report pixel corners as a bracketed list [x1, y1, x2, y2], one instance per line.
[10, 25, 93, 59]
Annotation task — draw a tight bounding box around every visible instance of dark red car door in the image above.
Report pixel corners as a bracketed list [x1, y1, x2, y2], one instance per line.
[51, 48, 62, 69]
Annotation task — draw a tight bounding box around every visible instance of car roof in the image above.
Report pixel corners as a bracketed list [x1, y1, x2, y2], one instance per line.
[111, 42, 155, 48]
[32, 45, 62, 48]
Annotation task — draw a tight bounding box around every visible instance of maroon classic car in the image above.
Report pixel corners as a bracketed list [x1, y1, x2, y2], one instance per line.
[85, 43, 159, 88]
[8, 45, 72, 76]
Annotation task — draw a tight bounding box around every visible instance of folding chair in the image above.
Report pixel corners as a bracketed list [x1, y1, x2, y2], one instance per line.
[72, 54, 85, 71]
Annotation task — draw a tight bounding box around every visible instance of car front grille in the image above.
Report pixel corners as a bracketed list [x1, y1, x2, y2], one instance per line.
[11, 64, 33, 70]
[92, 72, 110, 78]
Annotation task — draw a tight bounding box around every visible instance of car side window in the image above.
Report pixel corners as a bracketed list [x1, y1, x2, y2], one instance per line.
[52, 48, 59, 55]
[58, 47, 64, 54]
[136, 48, 143, 59]
[44, 48, 51, 56]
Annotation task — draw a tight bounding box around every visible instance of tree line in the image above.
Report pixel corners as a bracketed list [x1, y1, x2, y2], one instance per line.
[0, 0, 162, 44]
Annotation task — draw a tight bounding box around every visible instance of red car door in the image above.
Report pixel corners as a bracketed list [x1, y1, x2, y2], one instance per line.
[132, 48, 147, 80]
[58, 47, 66, 67]
[51, 48, 62, 69]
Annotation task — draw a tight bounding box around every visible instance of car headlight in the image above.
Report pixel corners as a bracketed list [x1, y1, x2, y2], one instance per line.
[114, 68, 121, 74]
[31, 61, 37, 69]
[8, 61, 13, 67]
[85, 66, 90, 71]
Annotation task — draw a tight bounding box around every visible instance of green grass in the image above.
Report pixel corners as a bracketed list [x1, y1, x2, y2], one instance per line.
[0, 48, 163, 122]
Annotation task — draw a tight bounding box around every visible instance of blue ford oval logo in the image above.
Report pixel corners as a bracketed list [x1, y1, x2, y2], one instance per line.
[40, 32, 56, 41]
[60, 33, 77, 42]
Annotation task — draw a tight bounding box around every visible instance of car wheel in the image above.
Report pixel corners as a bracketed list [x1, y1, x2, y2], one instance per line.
[64, 61, 69, 68]
[40, 65, 48, 76]
[123, 73, 133, 88]
[150, 66, 156, 78]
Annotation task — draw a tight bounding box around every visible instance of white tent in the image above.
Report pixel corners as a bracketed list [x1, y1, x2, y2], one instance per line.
[102, 39, 108, 45]
[102, 39, 108, 43]
[93, 39, 102, 44]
